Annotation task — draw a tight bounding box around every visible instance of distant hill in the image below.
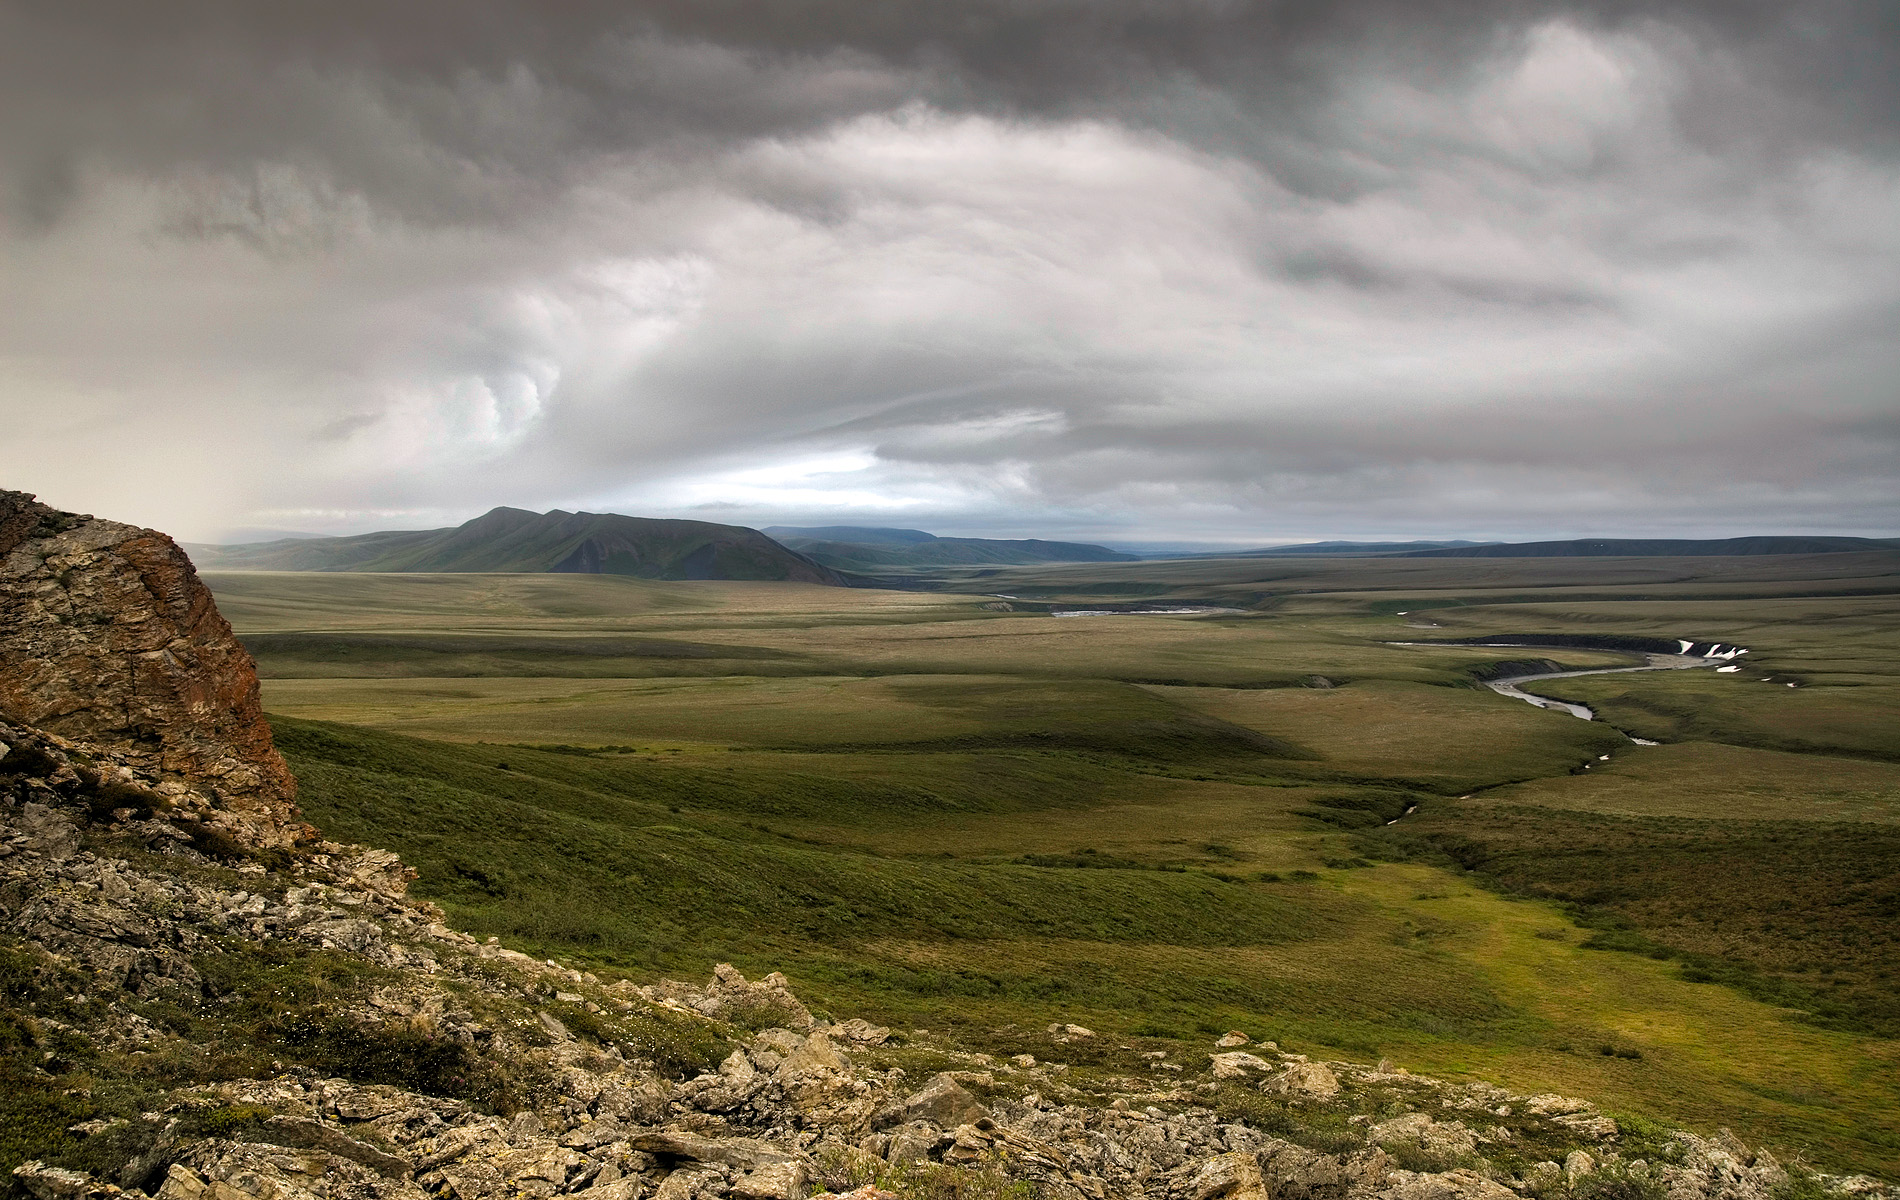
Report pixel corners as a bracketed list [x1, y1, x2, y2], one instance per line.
[764, 526, 1138, 570]
[1404, 536, 1900, 558]
[762, 525, 938, 546]
[191, 507, 846, 584]
[1211, 540, 1482, 558]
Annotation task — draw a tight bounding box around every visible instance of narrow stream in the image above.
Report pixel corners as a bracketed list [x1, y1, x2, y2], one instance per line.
[1374, 638, 1750, 821]
[1389, 639, 1749, 723]
[1482, 655, 1715, 720]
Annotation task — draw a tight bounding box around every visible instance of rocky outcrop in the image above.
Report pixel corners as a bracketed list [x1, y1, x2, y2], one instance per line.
[0, 491, 300, 847]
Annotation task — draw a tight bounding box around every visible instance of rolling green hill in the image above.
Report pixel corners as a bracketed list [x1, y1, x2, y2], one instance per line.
[189, 507, 845, 584]
[764, 525, 1137, 571]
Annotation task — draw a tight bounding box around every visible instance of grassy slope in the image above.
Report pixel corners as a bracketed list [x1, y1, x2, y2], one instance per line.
[204, 562, 1900, 1174]
[277, 718, 1900, 1174]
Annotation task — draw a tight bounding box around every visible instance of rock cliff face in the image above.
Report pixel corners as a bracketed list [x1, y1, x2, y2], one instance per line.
[0, 495, 1891, 1200]
[0, 491, 300, 847]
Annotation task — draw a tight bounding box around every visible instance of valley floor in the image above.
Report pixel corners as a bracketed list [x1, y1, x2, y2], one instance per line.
[204, 554, 1900, 1176]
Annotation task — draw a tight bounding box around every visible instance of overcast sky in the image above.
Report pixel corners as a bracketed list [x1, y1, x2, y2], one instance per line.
[2, 1, 1896, 544]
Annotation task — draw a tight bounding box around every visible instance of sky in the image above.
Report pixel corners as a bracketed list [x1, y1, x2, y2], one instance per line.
[2, 1, 1896, 546]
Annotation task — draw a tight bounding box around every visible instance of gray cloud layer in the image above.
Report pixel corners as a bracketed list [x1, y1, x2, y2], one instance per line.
[1, 1, 1895, 541]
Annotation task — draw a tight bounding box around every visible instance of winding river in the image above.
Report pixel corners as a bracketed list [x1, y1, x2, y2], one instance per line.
[1390, 639, 1748, 723]
[1482, 654, 1715, 720]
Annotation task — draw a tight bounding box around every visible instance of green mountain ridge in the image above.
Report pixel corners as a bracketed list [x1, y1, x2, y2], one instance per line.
[188, 507, 846, 584]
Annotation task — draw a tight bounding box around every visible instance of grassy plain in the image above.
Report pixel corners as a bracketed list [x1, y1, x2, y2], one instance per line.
[205, 551, 1900, 1174]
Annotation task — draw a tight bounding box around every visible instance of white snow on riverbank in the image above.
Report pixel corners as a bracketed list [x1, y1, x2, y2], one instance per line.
[1051, 606, 1244, 617]
[1387, 637, 1750, 722]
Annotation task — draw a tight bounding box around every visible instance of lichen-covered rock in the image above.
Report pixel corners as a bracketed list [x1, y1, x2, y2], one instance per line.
[1265, 1060, 1342, 1101]
[0, 490, 302, 847]
[1188, 1151, 1270, 1200]
[1372, 1114, 1480, 1160]
[873, 1073, 988, 1130]
[1208, 1052, 1273, 1081]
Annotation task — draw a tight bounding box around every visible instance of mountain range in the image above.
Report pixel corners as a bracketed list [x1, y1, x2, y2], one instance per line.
[187, 513, 1900, 585]
[763, 525, 1137, 571]
[1207, 540, 1483, 557]
[189, 507, 845, 584]
[1402, 535, 1900, 558]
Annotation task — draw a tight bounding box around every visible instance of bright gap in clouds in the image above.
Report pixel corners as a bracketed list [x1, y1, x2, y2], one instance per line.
[0, 9, 1894, 543]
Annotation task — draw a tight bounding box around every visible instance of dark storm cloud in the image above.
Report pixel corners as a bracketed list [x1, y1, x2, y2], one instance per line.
[0, 1, 1893, 540]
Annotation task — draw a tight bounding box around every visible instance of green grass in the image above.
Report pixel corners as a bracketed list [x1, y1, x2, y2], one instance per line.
[275, 716, 1900, 1175]
[191, 564, 1900, 1176]
[1480, 742, 1900, 824]
[277, 719, 1344, 959]
[1359, 802, 1900, 1037]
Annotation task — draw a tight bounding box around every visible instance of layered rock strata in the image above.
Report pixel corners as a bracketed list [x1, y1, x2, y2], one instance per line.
[0, 491, 301, 847]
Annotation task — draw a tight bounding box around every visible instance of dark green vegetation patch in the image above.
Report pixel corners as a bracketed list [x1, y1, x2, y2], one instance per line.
[278, 719, 1333, 965]
[1360, 804, 1900, 1036]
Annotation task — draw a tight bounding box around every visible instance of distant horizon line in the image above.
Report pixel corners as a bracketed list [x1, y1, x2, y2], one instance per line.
[184, 506, 1900, 552]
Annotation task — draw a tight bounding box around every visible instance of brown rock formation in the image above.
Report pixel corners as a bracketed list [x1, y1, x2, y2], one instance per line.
[0, 489, 302, 842]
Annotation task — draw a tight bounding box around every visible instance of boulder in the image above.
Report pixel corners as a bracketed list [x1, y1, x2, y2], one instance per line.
[830, 1018, 891, 1045]
[624, 1132, 803, 1173]
[698, 964, 817, 1030]
[11, 1163, 135, 1200]
[776, 1030, 847, 1081]
[1383, 1169, 1520, 1200]
[728, 1162, 811, 1200]
[1265, 1061, 1341, 1101]
[569, 1182, 646, 1200]
[1372, 1113, 1479, 1159]
[883, 1123, 946, 1166]
[1525, 1162, 1564, 1193]
[875, 1072, 989, 1129]
[650, 1168, 723, 1200]
[1257, 1142, 1390, 1200]
[1210, 1052, 1274, 1080]
[1189, 1151, 1270, 1200]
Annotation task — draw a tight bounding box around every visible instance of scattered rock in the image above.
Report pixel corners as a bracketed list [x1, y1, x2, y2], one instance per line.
[1210, 1052, 1275, 1080]
[1565, 1150, 1597, 1182]
[875, 1072, 989, 1129]
[829, 1018, 890, 1045]
[1265, 1061, 1342, 1101]
[1190, 1151, 1270, 1200]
